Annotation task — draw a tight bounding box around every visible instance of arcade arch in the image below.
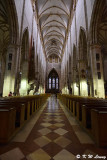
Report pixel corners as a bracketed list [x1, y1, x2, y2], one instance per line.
[47, 69, 59, 93]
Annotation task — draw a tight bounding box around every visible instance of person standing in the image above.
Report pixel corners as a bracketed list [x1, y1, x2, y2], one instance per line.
[8, 91, 12, 96]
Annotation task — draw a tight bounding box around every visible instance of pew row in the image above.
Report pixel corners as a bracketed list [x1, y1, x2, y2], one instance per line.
[0, 94, 50, 143]
[57, 94, 107, 147]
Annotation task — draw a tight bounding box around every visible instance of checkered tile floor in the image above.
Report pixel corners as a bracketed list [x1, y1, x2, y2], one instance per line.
[0, 95, 107, 160]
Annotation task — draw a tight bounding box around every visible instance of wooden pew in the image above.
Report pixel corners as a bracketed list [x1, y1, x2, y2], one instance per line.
[0, 94, 49, 143]
[91, 109, 107, 147]
[76, 99, 107, 121]
[58, 94, 107, 147]
[8, 98, 31, 120]
[0, 103, 25, 127]
[82, 105, 107, 128]
[0, 107, 16, 143]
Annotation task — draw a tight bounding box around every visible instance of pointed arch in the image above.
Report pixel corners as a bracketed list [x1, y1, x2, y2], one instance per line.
[8, 0, 19, 44]
[90, 0, 107, 96]
[47, 68, 59, 93]
[89, 0, 106, 44]
[21, 28, 29, 62]
[0, 0, 19, 95]
[78, 27, 87, 61]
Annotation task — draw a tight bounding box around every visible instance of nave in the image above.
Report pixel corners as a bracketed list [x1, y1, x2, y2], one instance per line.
[0, 95, 107, 160]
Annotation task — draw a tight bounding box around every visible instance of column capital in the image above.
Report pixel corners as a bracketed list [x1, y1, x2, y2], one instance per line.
[90, 44, 101, 49]
[7, 43, 21, 50]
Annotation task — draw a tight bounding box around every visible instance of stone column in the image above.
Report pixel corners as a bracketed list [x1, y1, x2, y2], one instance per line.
[78, 59, 88, 96]
[0, 55, 6, 95]
[3, 44, 17, 96]
[72, 67, 79, 96]
[90, 44, 105, 98]
[19, 60, 29, 96]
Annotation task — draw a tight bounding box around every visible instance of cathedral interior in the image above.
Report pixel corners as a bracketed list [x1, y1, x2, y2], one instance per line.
[0, 0, 107, 159]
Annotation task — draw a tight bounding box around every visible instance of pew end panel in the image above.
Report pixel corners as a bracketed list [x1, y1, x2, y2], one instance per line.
[0, 108, 16, 143]
[91, 109, 107, 147]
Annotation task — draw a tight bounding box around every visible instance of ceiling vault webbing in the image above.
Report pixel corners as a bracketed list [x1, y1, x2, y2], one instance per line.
[33, 0, 73, 61]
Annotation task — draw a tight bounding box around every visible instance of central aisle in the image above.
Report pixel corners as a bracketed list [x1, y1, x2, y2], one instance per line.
[0, 95, 107, 160]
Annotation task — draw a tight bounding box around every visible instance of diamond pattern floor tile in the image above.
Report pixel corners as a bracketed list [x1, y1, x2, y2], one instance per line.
[53, 149, 75, 160]
[54, 128, 68, 135]
[0, 96, 106, 160]
[48, 125, 58, 130]
[0, 148, 25, 160]
[53, 116, 62, 119]
[54, 119, 63, 123]
[40, 122, 52, 127]
[27, 149, 51, 160]
[43, 142, 62, 157]
[46, 132, 60, 141]
[38, 128, 52, 135]
[54, 123, 65, 127]
[54, 136, 71, 148]
[45, 113, 53, 115]
[53, 113, 62, 116]
[43, 119, 53, 122]
[34, 136, 51, 147]
[43, 117, 53, 120]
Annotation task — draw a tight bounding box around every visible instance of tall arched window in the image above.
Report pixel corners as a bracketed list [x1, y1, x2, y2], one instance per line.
[49, 78, 51, 89]
[47, 69, 59, 93]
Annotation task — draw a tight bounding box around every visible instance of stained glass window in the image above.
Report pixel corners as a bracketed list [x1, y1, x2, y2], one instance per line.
[49, 84, 51, 89]
[49, 78, 51, 89]
[48, 70, 59, 90]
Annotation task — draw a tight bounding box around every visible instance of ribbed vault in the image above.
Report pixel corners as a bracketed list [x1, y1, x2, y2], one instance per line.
[34, 0, 73, 61]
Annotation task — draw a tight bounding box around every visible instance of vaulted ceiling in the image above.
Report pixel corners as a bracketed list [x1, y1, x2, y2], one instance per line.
[34, 0, 73, 61]
[0, 0, 10, 59]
